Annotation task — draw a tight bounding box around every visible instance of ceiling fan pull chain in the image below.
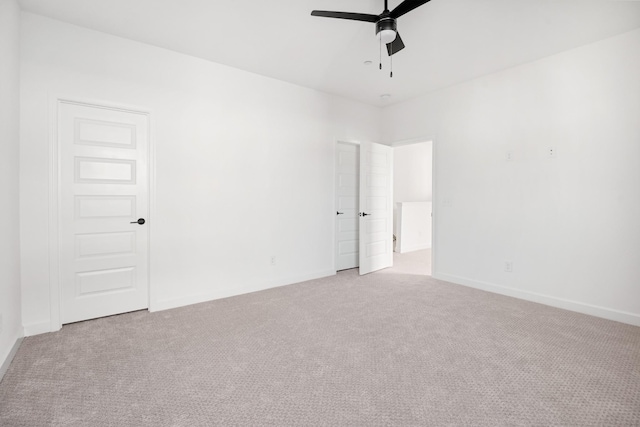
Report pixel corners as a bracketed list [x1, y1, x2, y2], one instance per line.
[390, 44, 393, 77]
[379, 37, 382, 70]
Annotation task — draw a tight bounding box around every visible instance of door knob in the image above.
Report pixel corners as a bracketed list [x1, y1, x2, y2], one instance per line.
[337, 211, 344, 215]
[359, 212, 371, 217]
[130, 218, 146, 225]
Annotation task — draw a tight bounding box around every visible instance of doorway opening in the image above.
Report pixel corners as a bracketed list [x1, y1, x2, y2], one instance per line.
[390, 139, 434, 276]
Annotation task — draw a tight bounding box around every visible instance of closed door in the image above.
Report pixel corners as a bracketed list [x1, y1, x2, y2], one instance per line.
[359, 141, 393, 275]
[59, 101, 149, 324]
[335, 142, 360, 270]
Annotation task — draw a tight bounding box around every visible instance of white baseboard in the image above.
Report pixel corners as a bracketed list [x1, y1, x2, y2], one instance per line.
[152, 269, 336, 312]
[275, 269, 337, 290]
[23, 321, 54, 336]
[433, 272, 640, 327]
[0, 337, 23, 383]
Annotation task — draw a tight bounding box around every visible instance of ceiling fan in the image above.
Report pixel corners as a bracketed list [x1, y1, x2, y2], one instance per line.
[311, 0, 431, 57]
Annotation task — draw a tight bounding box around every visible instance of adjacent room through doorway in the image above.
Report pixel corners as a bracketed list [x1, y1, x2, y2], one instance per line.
[392, 140, 433, 276]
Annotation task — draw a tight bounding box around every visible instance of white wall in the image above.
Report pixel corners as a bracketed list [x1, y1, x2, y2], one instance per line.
[382, 29, 640, 325]
[20, 13, 381, 334]
[0, 0, 23, 370]
[393, 142, 433, 203]
[395, 202, 432, 253]
[393, 142, 433, 249]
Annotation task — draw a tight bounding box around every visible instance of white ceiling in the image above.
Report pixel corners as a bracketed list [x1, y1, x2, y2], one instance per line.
[18, 0, 640, 107]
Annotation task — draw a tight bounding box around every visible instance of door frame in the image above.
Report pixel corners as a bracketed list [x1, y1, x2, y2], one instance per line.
[390, 136, 438, 275]
[47, 96, 155, 332]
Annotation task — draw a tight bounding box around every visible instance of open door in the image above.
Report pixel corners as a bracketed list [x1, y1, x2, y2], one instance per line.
[359, 141, 393, 274]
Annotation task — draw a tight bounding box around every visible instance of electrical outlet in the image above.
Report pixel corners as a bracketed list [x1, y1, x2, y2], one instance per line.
[506, 151, 514, 161]
[548, 147, 556, 158]
[504, 261, 513, 273]
[270, 256, 276, 266]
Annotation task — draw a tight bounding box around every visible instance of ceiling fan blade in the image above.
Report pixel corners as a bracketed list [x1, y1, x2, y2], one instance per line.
[311, 10, 379, 23]
[386, 33, 406, 56]
[389, 0, 431, 19]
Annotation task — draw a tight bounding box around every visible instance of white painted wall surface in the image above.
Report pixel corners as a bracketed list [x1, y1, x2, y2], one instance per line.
[393, 142, 433, 203]
[0, 0, 23, 368]
[382, 29, 640, 325]
[20, 13, 381, 333]
[395, 202, 432, 253]
[392, 142, 432, 247]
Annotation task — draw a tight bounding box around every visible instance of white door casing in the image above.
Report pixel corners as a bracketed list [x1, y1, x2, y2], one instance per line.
[58, 101, 150, 324]
[335, 142, 360, 271]
[359, 141, 393, 275]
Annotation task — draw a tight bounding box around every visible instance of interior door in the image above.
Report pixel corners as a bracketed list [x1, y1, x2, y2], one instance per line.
[359, 141, 393, 275]
[59, 101, 149, 324]
[335, 142, 360, 270]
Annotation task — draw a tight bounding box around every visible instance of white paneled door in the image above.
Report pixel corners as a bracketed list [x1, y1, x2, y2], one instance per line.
[359, 142, 393, 275]
[335, 142, 360, 270]
[59, 101, 149, 324]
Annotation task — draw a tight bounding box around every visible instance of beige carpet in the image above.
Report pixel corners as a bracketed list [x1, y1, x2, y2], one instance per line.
[383, 248, 432, 276]
[1, 256, 639, 426]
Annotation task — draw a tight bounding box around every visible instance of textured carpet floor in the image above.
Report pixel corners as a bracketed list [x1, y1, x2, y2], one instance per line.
[1, 262, 639, 426]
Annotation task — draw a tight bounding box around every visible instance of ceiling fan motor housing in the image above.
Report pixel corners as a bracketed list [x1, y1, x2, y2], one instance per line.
[376, 17, 397, 37]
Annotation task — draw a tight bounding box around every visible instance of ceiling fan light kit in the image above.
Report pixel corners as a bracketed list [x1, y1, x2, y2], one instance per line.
[376, 18, 397, 44]
[311, 0, 431, 77]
